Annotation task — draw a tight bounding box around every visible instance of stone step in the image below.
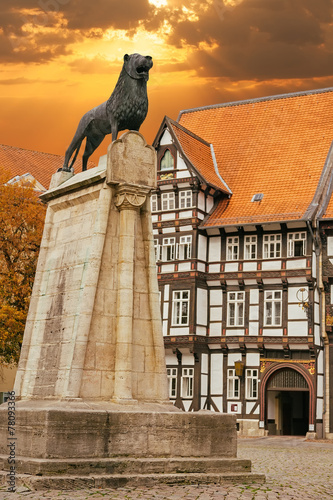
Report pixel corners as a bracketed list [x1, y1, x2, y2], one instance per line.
[0, 471, 266, 490]
[0, 455, 252, 476]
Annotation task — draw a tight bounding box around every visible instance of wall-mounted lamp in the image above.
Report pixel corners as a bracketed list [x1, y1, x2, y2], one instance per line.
[234, 360, 245, 377]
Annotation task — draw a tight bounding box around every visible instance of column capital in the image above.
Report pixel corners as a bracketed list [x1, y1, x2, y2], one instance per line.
[114, 184, 150, 211]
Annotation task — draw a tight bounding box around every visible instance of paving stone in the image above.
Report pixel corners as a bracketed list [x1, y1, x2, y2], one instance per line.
[1, 437, 333, 499]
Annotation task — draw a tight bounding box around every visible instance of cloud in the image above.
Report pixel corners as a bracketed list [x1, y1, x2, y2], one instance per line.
[163, 0, 333, 81]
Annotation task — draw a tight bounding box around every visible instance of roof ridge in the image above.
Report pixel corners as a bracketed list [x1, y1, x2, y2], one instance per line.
[178, 87, 333, 119]
[167, 117, 211, 147]
[0, 143, 65, 159]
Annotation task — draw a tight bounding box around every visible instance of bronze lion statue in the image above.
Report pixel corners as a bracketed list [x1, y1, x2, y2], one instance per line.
[61, 53, 153, 172]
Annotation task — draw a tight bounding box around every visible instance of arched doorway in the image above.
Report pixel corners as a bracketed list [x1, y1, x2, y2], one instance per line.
[260, 364, 315, 436]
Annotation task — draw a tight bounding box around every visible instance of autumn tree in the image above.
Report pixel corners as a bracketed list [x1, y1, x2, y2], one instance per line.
[0, 167, 46, 364]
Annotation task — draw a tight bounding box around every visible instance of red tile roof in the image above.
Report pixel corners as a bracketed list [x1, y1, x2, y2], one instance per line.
[167, 119, 231, 194]
[0, 144, 96, 191]
[177, 88, 333, 227]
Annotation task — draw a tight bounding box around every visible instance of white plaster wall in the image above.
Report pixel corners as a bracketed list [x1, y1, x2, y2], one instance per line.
[163, 320, 168, 336]
[198, 234, 207, 261]
[250, 289, 259, 304]
[314, 324, 320, 345]
[164, 284, 170, 300]
[161, 213, 175, 221]
[226, 329, 244, 336]
[202, 353, 208, 373]
[180, 225, 193, 232]
[209, 236, 221, 262]
[249, 305, 259, 321]
[179, 210, 192, 219]
[198, 192, 205, 211]
[159, 130, 173, 145]
[262, 261, 281, 270]
[288, 304, 307, 320]
[196, 326, 207, 336]
[183, 401, 191, 411]
[327, 236, 333, 255]
[178, 262, 191, 271]
[210, 307, 222, 321]
[161, 264, 175, 273]
[262, 328, 283, 336]
[316, 398, 323, 420]
[286, 259, 306, 270]
[169, 327, 189, 335]
[207, 196, 214, 213]
[210, 323, 222, 335]
[287, 321, 307, 336]
[288, 286, 308, 302]
[197, 263, 206, 272]
[176, 151, 189, 172]
[209, 264, 220, 272]
[210, 289, 222, 305]
[225, 263, 238, 272]
[197, 288, 208, 325]
[212, 396, 223, 412]
[317, 374, 324, 397]
[211, 353, 223, 394]
[165, 352, 178, 364]
[243, 262, 257, 271]
[317, 349, 324, 374]
[201, 374, 208, 396]
[249, 322, 259, 335]
[228, 352, 242, 365]
[163, 302, 169, 319]
[182, 352, 195, 365]
[246, 402, 255, 414]
[246, 353, 260, 366]
[312, 250, 316, 279]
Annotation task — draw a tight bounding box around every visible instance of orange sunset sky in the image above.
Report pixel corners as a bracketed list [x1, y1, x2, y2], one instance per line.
[1, 0, 333, 164]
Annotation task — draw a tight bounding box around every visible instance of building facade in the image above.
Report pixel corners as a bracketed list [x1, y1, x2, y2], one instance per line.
[152, 88, 333, 438]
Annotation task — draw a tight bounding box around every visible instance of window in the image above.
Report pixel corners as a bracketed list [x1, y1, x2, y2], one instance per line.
[167, 368, 177, 398]
[227, 369, 240, 399]
[177, 235, 192, 260]
[179, 190, 192, 209]
[172, 290, 190, 325]
[181, 368, 194, 398]
[162, 237, 175, 261]
[246, 369, 258, 399]
[151, 194, 158, 212]
[244, 235, 257, 260]
[154, 239, 161, 262]
[263, 234, 281, 259]
[160, 149, 174, 171]
[288, 232, 306, 257]
[161, 192, 175, 211]
[227, 236, 239, 261]
[264, 290, 282, 326]
[227, 291, 245, 327]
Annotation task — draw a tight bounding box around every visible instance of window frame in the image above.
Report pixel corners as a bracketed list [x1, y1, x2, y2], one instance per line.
[264, 290, 282, 326]
[179, 190, 192, 209]
[227, 369, 240, 399]
[244, 235, 257, 260]
[287, 232, 307, 257]
[181, 367, 194, 398]
[263, 234, 281, 259]
[172, 290, 190, 326]
[245, 369, 259, 400]
[226, 236, 239, 261]
[160, 149, 175, 171]
[177, 235, 192, 260]
[161, 192, 175, 211]
[227, 291, 245, 327]
[151, 194, 158, 212]
[167, 367, 178, 398]
[162, 237, 175, 261]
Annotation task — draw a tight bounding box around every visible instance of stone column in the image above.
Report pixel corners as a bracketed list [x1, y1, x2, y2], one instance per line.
[113, 184, 150, 400]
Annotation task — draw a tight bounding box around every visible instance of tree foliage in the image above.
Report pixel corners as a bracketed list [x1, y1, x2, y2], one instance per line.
[0, 167, 46, 364]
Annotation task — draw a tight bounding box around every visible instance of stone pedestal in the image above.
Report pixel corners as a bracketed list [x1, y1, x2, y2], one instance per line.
[0, 132, 264, 489]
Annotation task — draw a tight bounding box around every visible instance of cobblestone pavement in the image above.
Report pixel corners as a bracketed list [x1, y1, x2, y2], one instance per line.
[1, 437, 333, 499]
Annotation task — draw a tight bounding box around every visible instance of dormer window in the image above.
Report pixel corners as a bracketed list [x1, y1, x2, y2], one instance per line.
[160, 149, 174, 171]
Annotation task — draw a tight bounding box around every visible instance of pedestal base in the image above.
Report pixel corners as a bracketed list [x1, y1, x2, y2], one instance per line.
[0, 401, 264, 490]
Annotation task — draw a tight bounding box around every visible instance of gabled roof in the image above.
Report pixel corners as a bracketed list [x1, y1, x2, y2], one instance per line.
[177, 88, 333, 227]
[0, 144, 96, 191]
[154, 117, 231, 194]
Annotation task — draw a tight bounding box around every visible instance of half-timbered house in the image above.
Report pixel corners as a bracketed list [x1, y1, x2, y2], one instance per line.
[152, 88, 333, 438]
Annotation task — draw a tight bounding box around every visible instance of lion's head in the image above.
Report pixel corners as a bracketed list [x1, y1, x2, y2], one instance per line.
[123, 53, 153, 82]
